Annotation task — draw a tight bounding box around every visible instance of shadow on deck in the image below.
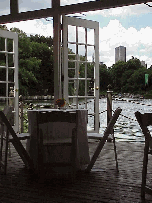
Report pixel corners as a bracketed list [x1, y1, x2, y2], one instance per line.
[1, 140, 152, 203]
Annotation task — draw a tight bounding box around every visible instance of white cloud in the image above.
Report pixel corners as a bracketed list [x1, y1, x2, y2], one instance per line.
[86, 2, 152, 17]
[5, 17, 152, 68]
[6, 19, 53, 37]
[99, 19, 152, 67]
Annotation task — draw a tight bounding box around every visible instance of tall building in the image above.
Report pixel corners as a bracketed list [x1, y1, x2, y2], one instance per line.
[115, 46, 126, 63]
[141, 60, 147, 68]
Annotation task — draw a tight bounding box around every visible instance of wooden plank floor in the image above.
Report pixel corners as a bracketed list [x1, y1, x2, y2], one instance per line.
[1, 140, 152, 203]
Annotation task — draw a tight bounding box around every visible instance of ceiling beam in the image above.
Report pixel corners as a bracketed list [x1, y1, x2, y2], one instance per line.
[0, 0, 148, 24]
[60, 0, 148, 15]
[10, 0, 19, 15]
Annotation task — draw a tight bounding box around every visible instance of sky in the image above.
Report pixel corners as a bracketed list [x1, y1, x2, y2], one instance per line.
[1, 0, 152, 68]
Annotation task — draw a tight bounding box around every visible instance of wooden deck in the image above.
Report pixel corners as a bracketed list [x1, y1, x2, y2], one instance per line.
[1, 140, 152, 203]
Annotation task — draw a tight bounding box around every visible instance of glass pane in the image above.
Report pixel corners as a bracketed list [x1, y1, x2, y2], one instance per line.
[68, 25, 76, 42]
[87, 63, 94, 78]
[68, 69, 75, 78]
[79, 62, 85, 78]
[19, 0, 51, 12]
[78, 98, 85, 109]
[68, 80, 75, 96]
[8, 54, 14, 67]
[0, 68, 6, 81]
[87, 98, 95, 131]
[78, 80, 85, 96]
[68, 43, 76, 55]
[0, 53, 6, 66]
[0, 0, 10, 15]
[87, 46, 94, 62]
[7, 38, 13, 52]
[87, 28, 94, 45]
[68, 61, 75, 69]
[8, 84, 14, 97]
[78, 45, 85, 57]
[0, 37, 5, 51]
[61, 0, 96, 6]
[68, 54, 76, 61]
[78, 27, 85, 44]
[0, 83, 6, 96]
[8, 68, 14, 82]
[87, 79, 94, 96]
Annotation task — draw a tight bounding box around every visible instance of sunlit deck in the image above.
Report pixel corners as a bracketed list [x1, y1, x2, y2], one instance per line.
[1, 140, 152, 203]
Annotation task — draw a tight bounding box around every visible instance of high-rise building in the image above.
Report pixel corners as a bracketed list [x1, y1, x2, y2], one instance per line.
[141, 60, 147, 68]
[115, 46, 126, 63]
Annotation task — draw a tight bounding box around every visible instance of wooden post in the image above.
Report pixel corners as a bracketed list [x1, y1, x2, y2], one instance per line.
[52, 0, 61, 106]
[107, 85, 119, 171]
[107, 85, 113, 142]
[107, 85, 113, 125]
[19, 95, 24, 133]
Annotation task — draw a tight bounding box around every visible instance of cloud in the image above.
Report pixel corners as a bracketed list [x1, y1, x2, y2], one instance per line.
[87, 2, 152, 17]
[99, 19, 152, 67]
[5, 17, 152, 68]
[6, 19, 53, 37]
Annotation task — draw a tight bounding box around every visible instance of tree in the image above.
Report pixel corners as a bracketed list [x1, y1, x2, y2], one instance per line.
[127, 67, 147, 93]
[99, 63, 110, 91]
[110, 61, 127, 92]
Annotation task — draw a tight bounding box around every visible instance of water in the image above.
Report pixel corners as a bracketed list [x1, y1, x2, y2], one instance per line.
[86, 98, 152, 143]
[30, 98, 152, 143]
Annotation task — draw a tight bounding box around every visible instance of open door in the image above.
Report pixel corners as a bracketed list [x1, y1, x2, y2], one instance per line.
[62, 16, 99, 133]
[0, 29, 19, 133]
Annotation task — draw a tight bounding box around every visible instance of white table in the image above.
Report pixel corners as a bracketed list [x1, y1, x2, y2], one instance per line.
[27, 109, 90, 171]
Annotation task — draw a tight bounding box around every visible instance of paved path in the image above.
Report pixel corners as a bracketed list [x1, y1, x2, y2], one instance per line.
[1, 140, 152, 203]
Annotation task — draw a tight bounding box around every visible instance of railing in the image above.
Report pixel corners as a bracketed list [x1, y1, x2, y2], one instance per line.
[19, 91, 149, 134]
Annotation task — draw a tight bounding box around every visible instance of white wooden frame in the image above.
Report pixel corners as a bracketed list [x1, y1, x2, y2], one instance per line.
[63, 16, 99, 133]
[0, 29, 19, 133]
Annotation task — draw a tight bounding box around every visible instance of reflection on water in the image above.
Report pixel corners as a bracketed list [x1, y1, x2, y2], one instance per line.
[85, 98, 152, 143]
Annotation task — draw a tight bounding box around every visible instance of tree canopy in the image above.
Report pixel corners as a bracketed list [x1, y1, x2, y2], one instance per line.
[1, 25, 152, 96]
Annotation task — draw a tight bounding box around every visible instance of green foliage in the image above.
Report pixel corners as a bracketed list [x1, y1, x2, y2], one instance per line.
[109, 58, 150, 94]
[1, 25, 152, 96]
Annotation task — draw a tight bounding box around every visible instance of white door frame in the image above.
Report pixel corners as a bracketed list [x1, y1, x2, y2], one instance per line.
[0, 29, 19, 132]
[62, 16, 99, 133]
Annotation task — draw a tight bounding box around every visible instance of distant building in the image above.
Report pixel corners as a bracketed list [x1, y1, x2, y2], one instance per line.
[141, 60, 147, 68]
[115, 46, 126, 63]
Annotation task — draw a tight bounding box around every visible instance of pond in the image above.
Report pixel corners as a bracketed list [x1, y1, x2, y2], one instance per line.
[86, 98, 152, 143]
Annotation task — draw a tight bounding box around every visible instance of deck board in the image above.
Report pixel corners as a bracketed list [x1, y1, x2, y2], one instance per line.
[1, 140, 152, 202]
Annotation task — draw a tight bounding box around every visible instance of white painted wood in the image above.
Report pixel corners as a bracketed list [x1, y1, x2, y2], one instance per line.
[0, 29, 19, 133]
[62, 15, 99, 133]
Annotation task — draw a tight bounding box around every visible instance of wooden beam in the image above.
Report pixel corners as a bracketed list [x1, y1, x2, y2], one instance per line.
[53, 0, 62, 104]
[10, 0, 19, 15]
[0, 0, 148, 24]
[60, 0, 148, 15]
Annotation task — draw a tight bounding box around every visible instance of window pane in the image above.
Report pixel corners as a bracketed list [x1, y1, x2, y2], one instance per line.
[8, 54, 14, 67]
[0, 0, 10, 15]
[68, 25, 76, 42]
[0, 68, 6, 81]
[8, 68, 14, 82]
[19, 0, 51, 12]
[78, 27, 85, 44]
[0, 83, 6, 96]
[61, 0, 96, 6]
[0, 53, 6, 66]
[0, 37, 5, 51]
[7, 38, 13, 52]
